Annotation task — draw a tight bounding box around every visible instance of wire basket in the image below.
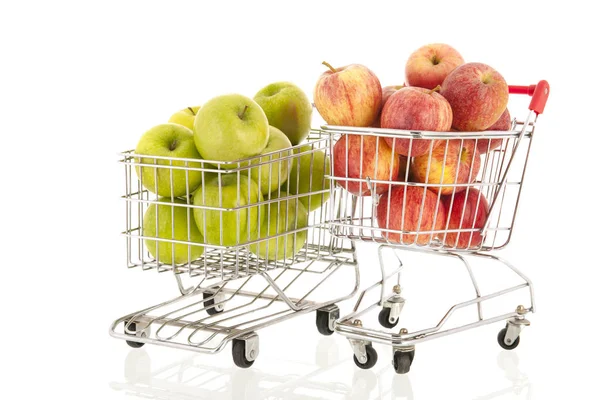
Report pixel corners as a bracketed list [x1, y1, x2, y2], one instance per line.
[120, 130, 353, 282]
[323, 87, 543, 252]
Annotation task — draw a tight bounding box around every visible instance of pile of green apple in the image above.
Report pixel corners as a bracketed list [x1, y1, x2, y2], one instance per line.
[135, 82, 331, 265]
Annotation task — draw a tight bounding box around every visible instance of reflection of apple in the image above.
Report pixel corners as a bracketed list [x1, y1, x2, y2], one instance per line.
[287, 146, 331, 211]
[441, 188, 489, 249]
[412, 140, 481, 195]
[193, 175, 265, 246]
[377, 186, 446, 245]
[440, 63, 509, 131]
[135, 123, 204, 197]
[168, 106, 201, 130]
[314, 62, 382, 127]
[250, 126, 293, 195]
[333, 134, 400, 196]
[143, 198, 204, 265]
[381, 87, 452, 157]
[194, 94, 269, 168]
[405, 43, 464, 89]
[478, 109, 511, 154]
[254, 82, 312, 145]
[250, 192, 309, 261]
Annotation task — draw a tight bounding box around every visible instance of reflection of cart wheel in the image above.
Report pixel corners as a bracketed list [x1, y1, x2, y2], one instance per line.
[203, 291, 223, 316]
[393, 350, 415, 374]
[232, 339, 255, 368]
[353, 344, 377, 369]
[316, 310, 334, 336]
[125, 322, 146, 348]
[378, 307, 399, 329]
[497, 326, 520, 350]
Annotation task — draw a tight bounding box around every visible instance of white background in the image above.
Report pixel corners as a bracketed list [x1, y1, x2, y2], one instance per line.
[1, 0, 598, 399]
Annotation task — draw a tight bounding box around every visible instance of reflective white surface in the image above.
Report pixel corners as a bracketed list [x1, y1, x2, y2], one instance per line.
[110, 337, 532, 400]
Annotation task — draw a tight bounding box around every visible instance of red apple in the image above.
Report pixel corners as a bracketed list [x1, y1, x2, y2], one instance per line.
[333, 134, 400, 196]
[377, 186, 446, 245]
[440, 62, 509, 131]
[314, 62, 382, 127]
[405, 43, 465, 89]
[372, 85, 404, 127]
[412, 139, 481, 195]
[381, 87, 453, 157]
[477, 109, 511, 154]
[441, 188, 489, 249]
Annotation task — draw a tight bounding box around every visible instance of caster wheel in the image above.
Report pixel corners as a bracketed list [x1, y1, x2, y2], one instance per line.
[353, 344, 378, 370]
[393, 350, 415, 374]
[497, 326, 520, 350]
[232, 339, 255, 368]
[125, 322, 145, 349]
[378, 307, 399, 329]
[203, 291, 223, 316]
[316, 309, 334, 336]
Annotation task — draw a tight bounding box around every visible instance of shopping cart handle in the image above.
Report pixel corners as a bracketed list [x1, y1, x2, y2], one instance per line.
[508, 80, 550, 115]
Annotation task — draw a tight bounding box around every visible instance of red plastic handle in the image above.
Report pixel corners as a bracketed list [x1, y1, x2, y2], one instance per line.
[508, 80, 550, 115]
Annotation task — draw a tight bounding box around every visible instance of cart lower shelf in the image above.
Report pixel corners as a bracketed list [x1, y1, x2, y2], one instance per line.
[110, 254, 358, 367]
[335, 245, 535, 374]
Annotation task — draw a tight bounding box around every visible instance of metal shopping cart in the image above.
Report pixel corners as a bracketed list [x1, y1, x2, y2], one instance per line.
[323, 81, 550, 373]
[109, 130, 359, 368]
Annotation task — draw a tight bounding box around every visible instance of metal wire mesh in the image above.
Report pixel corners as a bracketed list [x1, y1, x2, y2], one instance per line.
[324, 112, 536, 252]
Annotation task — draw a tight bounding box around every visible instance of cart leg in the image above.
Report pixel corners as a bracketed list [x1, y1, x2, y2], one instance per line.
[232, 332, 259, 368]
[203, 287, 225, 315]
[392, 346, 415, 374]
[349, 337, 378, 370]
[379, 284, 405, 329]
[316, 304, 340, 336]
[498, 305, 531, 350]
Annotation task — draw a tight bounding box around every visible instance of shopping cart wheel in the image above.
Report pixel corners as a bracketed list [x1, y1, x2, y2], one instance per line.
[124, 321, 146, 349]
[316, 305, 339, 336]
[232, 334, 259, 369]
[497, 326, 520, 350]
[353, 344, 378, 369]
[393, 349, 415, 374]
[203, 291, 223, 316]
[378, 307, 399, 329]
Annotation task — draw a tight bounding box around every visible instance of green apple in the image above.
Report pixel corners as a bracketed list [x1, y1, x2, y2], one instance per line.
[254, 82, 313, 145]
[168, 105, 201, 130]
[250, 126, 293, 195]
[193, 174, 265, 246]
[194, 94, 269, 168]
[287, 145, 331, 211]
[143, 198, 205, 265]
[135, 123, 204, 197]
[250, 192, 308, 261]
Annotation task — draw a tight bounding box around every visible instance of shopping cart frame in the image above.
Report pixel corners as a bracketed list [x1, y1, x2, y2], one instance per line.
[324, 81, 549, 374]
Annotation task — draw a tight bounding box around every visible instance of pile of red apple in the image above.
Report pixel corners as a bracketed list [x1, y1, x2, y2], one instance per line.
[314, 43, 512, 249]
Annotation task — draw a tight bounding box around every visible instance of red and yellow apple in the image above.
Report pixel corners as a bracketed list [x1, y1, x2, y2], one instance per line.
[377, 185, 446, 245]
[440, 62, 509, 131]
[441, 188, 489, 249]
[412, 139, 481, 195]
[477, 109, 511, 154]
[314, 62, 382, 127]
[333, 134, 400, 196]
[372, 85, 404, 127]
[405, 43, 464, 89]
[381, 87, 452, 157]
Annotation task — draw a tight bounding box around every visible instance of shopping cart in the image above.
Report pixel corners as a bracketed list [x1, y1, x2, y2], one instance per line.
[323, 81, 549, 373]
[109, 130, 359, 368]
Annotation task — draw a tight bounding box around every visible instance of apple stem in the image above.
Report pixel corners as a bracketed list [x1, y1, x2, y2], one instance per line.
[322, 61, 337, 73]
[238, 105, 249, 120]
[428, 85, 441, 94]
[187, 107, 195, 116]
